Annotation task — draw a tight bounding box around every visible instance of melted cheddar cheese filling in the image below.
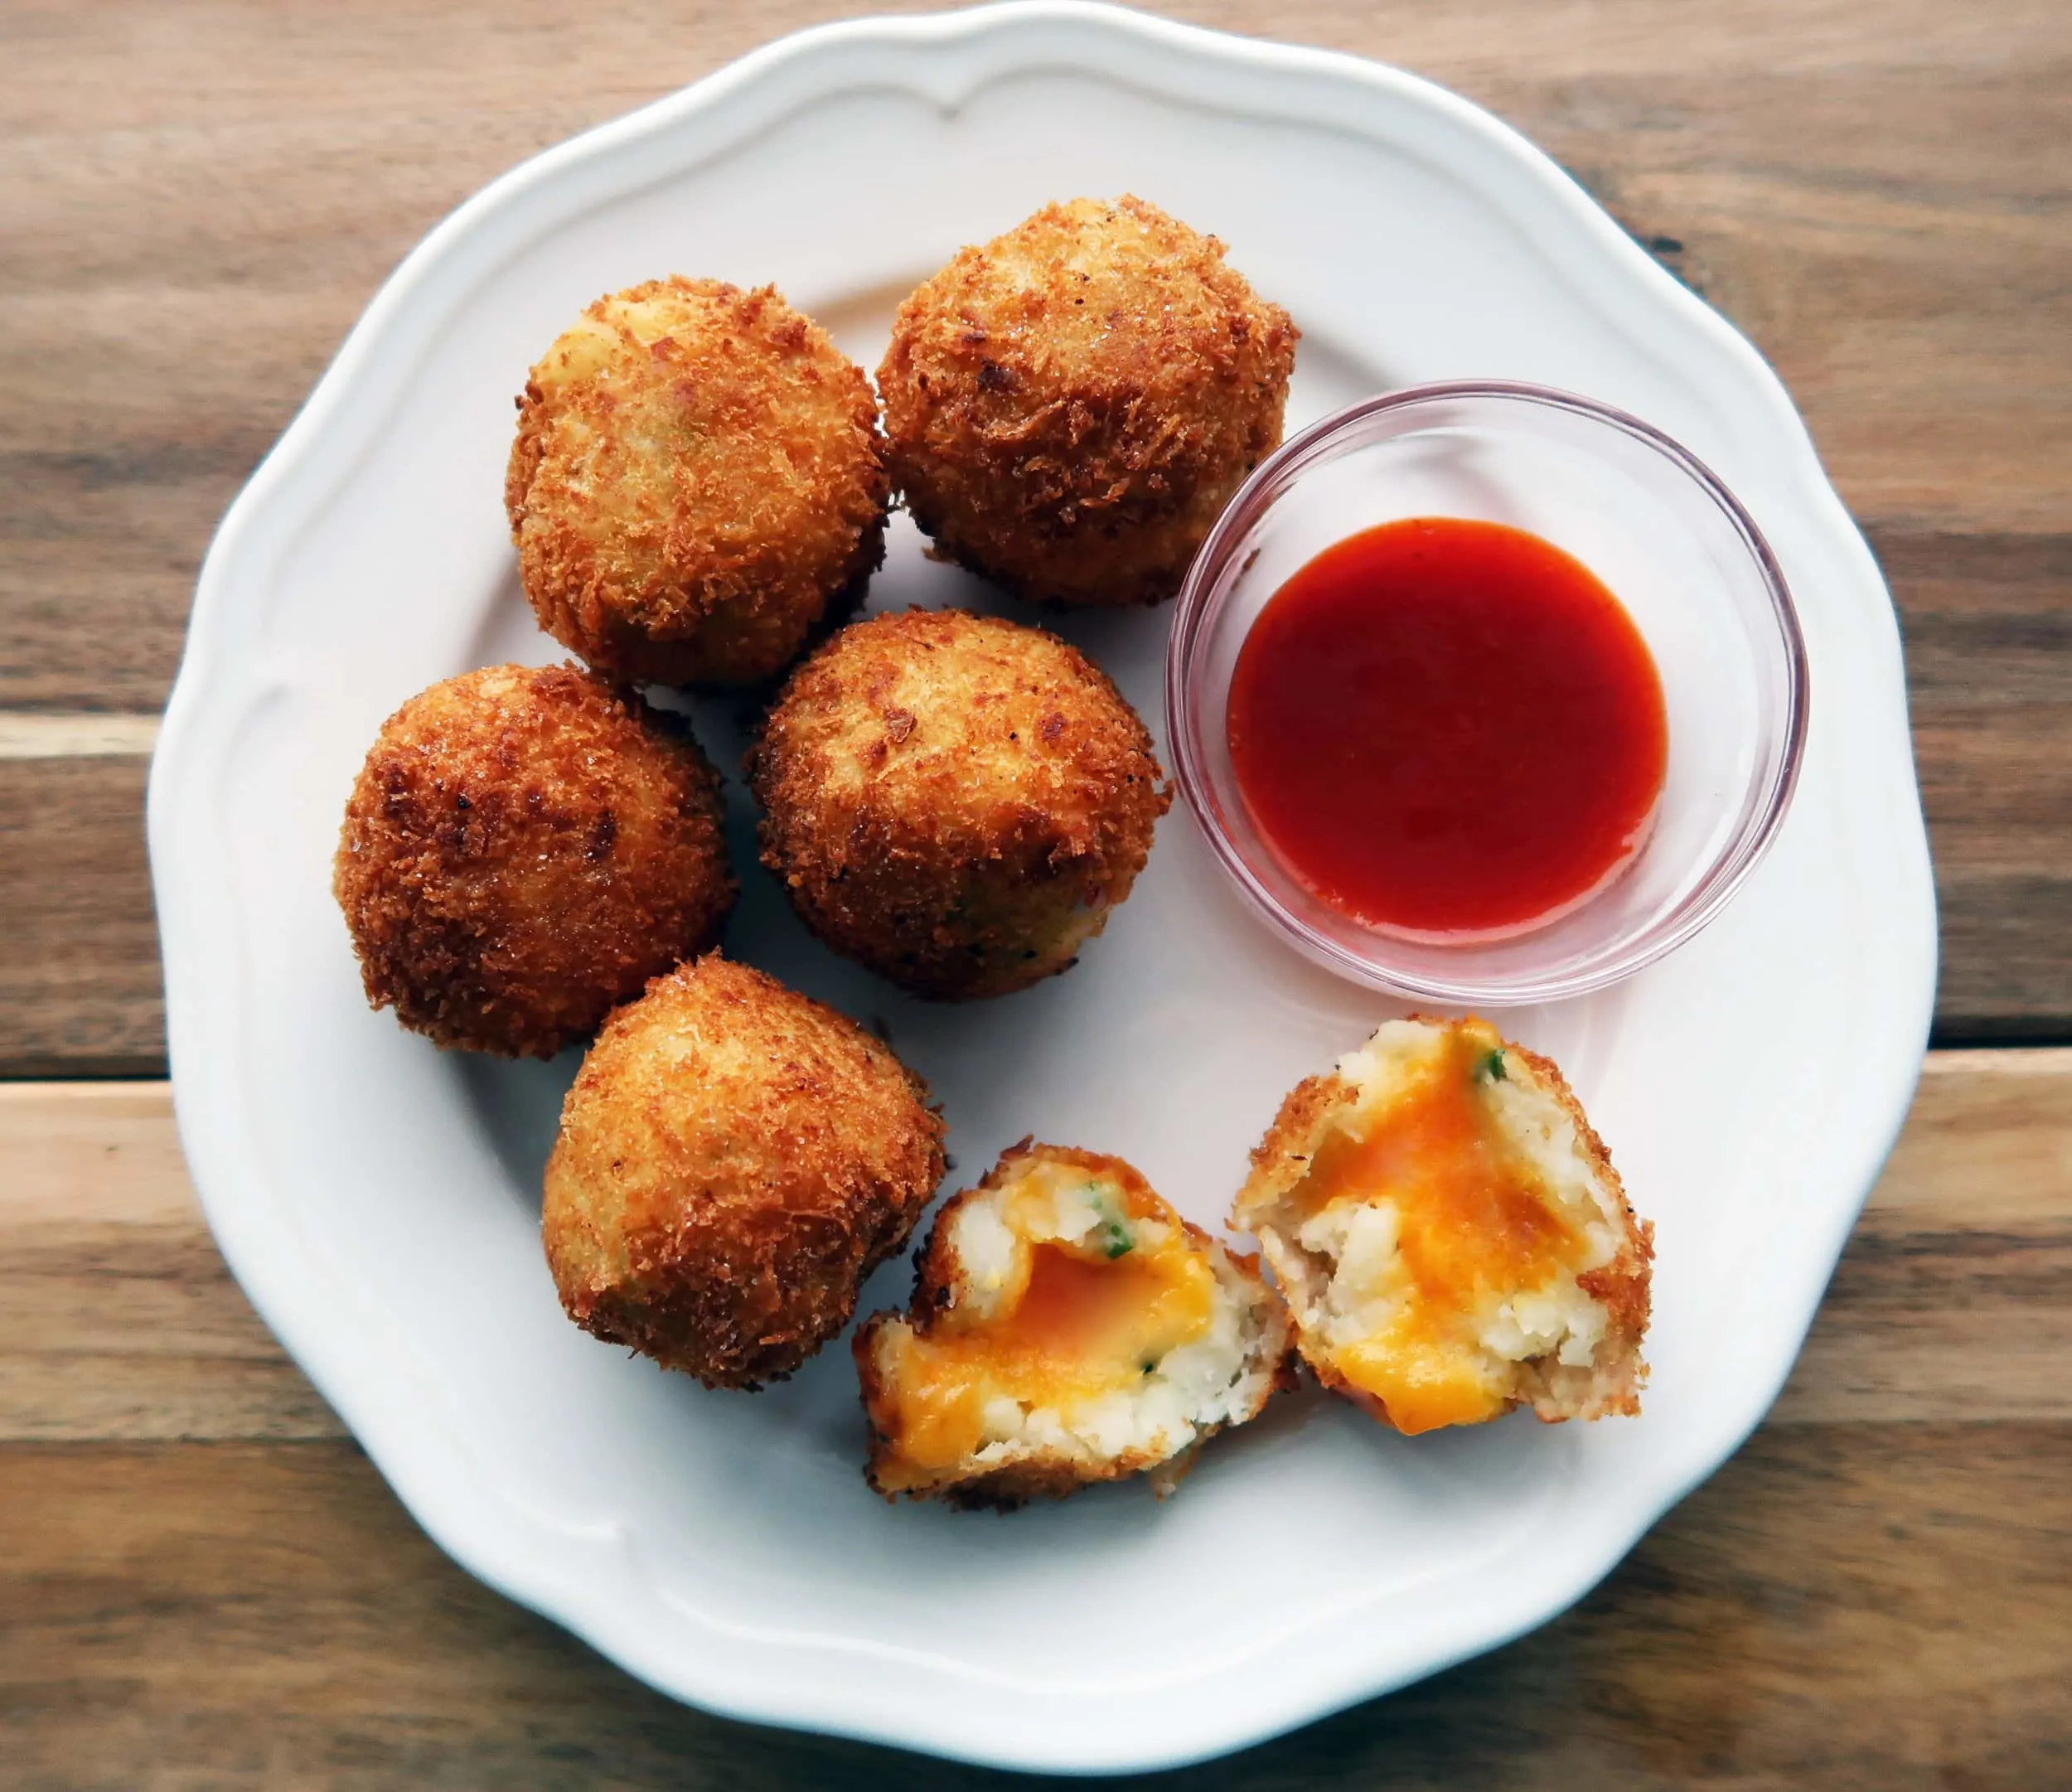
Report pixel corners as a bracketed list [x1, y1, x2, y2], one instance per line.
[869, 1164, 1220, 1488]
[1290, 1022, 1592, 1434]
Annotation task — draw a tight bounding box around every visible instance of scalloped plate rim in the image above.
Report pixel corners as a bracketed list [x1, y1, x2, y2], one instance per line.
[146, 1, 1936, 1772]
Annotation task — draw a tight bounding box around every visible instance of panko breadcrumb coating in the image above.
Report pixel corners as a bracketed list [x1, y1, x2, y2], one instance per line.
[1233, 1016, 1653, 1434]
[856, 1142, 1295, 1508]
[333, 663, 734, 1058]
[542, 954, 946, 1389]
[748, 608, 1171, 1000]
[506, 277, 888, 686]
[878, 196, 1297, 608]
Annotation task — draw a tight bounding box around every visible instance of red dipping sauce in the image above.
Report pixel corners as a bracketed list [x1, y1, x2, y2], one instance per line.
[1226, 517, 1668, 938]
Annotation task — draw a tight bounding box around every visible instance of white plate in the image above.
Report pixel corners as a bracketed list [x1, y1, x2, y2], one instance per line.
[148, 1, 1936, 1772]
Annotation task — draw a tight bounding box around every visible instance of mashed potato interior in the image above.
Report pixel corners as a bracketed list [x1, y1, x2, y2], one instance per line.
[1286, 1020, 1615, 1434]
[869, 1161, 1227, 1488]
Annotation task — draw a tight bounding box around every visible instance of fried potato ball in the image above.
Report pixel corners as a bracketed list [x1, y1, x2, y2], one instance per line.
[748, 608, 1171, 1000]
[333, 663, 735, 1058]
[542, 954, 946, 1389]
[855, 1142, 1295, 1507]
[1232, 1016, 1653, 1435]
[506, 277, 889, 686]
[877, 196, 1298, 608]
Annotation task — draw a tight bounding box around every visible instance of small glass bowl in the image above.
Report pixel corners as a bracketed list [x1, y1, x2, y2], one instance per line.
[1166, 382, 1809, 1005]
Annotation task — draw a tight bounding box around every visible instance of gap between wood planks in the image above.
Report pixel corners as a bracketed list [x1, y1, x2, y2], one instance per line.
[0, 1050, 2066, 1441]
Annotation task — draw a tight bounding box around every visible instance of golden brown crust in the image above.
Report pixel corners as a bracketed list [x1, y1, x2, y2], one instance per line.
[748, 608, 1171, 999]
[332, 662, 735, 1058]
[1503, 1039, 1653, 1422]
[879, 1448, 1195, 1514]
[878, 196, 1297, 608]
[855, 1141, 1296, 1509]
[541, 954, 946, 1388]
[506, 277, 889, 686]
[1232, 1016, 1653, 1428]
[1235, 1071, 1359, 1222]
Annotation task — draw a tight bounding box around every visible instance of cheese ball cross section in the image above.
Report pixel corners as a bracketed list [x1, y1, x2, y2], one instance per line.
[879, 196, 1298, 608]
[332, 662, 736, 1058]
[543, 955, 947, 1390]
[506, 277, 889, 686]
[749, 608, 1172, 1000]
[1233, 1015, 1654, 1435]
[856, 1142, 1295, 1507]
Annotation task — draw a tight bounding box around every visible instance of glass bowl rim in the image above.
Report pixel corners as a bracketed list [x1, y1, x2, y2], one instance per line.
[1164, 379, 1813, 1005]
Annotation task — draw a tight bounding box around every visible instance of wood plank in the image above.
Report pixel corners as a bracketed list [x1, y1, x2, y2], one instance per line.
[0, 1427, 2062, 1790]
[1895, 532, 2072, 1039]
[1, 0, 2069, 1068]
[0, 755, 162, 1078]
[3, 1051, 2070, 1436]
[7, 524, 2060, 1076]
[0, 714, 160, 758]
[1766, 1049, 2072, 1424]
[0, 1083, 344, 1441]
[0, 1052, 2067, 1779]
[1866, 1045, 2072, 1223]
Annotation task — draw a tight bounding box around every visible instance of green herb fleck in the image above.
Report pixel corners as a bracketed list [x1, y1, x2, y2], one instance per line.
[1140, 1359, 1158, 1376]
[1088, 1184, 1134, 1258]
[1476, 1049, 1508, 1083]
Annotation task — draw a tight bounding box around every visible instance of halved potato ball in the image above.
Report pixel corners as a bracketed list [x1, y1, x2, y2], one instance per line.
[748, 608, 1171, 999]
[542, 954, 946, 1389]
[1232, 1016, 1653, 1435]
[856, 1142, 1295, 1507]
[333, 663, 735, 1058]
[878, 196, 1298, 608]
[506, 277, 888, 685]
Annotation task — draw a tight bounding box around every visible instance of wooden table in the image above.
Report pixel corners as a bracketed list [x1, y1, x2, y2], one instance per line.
[3, 2, 2067, 1785]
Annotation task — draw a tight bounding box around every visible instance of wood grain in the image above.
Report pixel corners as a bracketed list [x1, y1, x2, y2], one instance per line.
[0, 1083, 341, 1441]
[0, 756, 162, 1078]
[1897, 532, 2072, 1039]
[2, 0, 2070, 1072]
[2, 1426, 2065, 1790]
[0, 1053, 2068, 1787]
[3, 1055, 2068, 1441]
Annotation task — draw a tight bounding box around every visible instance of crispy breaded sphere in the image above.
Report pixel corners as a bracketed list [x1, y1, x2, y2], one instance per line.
[748, 608, 1171, 1000]
[506, 277, 888, 685]
[1233, 1016, 1653, 1434]
[542, 955, 946, 1388]
[856, 1142, 1295, 1509]
[333, 663, 735, 1058]
[878, 196, 1297, 608]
